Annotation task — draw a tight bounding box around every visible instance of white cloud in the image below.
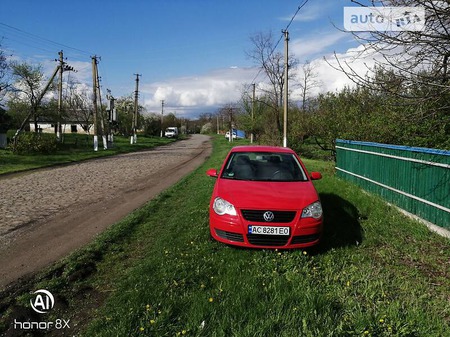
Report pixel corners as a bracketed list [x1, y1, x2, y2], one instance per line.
[141, 67, 258, 117]
[290, 42, 383, 99]
[290, 31, 349, 61]
[140, 34, 384, 117]
[279, 2, 335, 22]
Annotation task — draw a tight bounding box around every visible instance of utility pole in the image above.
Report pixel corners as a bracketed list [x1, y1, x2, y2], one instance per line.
[12, 65, 59, 144]
[94, 61, 107, 149]
[131, 73, 141, 144]
[216, 114, 219, 135]
[92, 56, 99, 151]
[106, 89, 116, 146]
[12, 51, 75, 145]
[251, 83, 255, 144]
[228, 107, 233, 143]
[160, 100, 164, 137]
[57, 50, 63, 142]
[282, 30, 289, 148]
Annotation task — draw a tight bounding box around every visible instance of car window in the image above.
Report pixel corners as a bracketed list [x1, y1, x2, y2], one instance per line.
[221, 152, 308, 181]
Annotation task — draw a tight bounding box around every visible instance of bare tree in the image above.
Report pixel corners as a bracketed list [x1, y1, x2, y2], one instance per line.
[331, 0, 450, 101]
[65, 78, 93, 133]
[247, 31, 299, 134]
[297, 61, 321, 111]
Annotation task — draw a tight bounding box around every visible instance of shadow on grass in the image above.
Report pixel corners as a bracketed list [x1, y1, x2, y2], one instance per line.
[315, 193, 364, 253]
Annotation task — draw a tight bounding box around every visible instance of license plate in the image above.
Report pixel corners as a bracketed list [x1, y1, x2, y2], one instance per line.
[248, 225, 290, 236]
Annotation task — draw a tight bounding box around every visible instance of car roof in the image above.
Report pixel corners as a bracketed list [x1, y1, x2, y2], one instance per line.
[230, 145, 296, 154]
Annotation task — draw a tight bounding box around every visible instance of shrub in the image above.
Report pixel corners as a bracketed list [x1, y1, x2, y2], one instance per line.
[9, 132, 57, 154]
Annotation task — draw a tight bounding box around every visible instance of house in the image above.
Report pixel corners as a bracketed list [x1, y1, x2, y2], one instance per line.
[29, 116, 92, 135]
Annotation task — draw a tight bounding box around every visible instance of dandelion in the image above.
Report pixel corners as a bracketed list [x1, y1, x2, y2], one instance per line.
[150, 320, 156, 324]
[140, 327, 144, 331]
[364, 330, 369, 335]
[200, 284, 206, 289]
[346, 281, 351, 287]
[379, 318, 385, 324]
[146, 304, 151, 311]
[303, 251, 308, 255]
[208, 297, 214, 303]
[182, 330, 187, 335]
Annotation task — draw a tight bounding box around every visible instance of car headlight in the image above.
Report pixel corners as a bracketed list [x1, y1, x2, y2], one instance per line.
[301, 201, 323, 219]
[213, 197, 237, 216]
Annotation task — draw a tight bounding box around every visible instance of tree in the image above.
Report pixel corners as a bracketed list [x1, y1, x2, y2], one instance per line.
[237, 93, 268, 143]
[0, 106, 11, 133]
[247, 31, 299, 139]
[114, 95, 145, 136]
[0, 42, 9, 106]
[332, 0, 450, 102]
[9, 61, 47, 133]
[142, 113, 161, 136]
[65, 80, 93, 133]
[297, 61, 321, 111]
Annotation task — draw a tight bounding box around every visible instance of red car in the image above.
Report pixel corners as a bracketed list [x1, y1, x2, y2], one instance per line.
[206, 145, 323, 249]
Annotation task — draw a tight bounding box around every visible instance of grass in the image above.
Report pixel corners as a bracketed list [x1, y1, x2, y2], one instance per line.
[1, 135, 449, 336]
[0, 133, 175, 175]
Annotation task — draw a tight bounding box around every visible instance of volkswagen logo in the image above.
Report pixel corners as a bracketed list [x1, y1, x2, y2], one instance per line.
[263, 211, 275, 222]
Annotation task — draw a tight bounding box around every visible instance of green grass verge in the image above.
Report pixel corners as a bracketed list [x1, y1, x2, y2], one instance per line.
[1, 136, 449, 337]
[0, 133, 176, 175]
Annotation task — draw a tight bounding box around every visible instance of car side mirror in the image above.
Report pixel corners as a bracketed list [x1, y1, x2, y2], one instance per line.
[310, 172, 322, 180]
[206, 168, 218, 178]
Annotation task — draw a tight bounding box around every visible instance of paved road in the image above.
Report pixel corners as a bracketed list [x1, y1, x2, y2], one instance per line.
[0, 134, 211, 288]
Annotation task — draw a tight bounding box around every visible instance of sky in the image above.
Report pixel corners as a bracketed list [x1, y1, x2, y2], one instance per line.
[0, 0, 369, 118]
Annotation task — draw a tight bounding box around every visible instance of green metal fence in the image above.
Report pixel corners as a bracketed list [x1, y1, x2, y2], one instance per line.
[335, 139, 450, 230]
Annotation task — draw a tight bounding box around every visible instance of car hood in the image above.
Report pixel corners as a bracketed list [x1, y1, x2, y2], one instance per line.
[215, 179, 319, 210]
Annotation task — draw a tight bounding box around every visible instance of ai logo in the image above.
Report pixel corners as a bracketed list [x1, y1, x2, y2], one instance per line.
[30, 289, 55, 314]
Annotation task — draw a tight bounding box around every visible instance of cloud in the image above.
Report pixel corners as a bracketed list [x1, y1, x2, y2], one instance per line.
[141, 67, 258, 117]
[290, 31, 349, 61]
[290, 43, 383, 99]
[140, 34, 383, 117]
[279, 2, 335, 22]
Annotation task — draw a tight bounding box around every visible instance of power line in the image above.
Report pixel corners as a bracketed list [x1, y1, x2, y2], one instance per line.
[249, 0, 310, 86]
[0, 22, 95, 57]
[285, 0, 309, 31]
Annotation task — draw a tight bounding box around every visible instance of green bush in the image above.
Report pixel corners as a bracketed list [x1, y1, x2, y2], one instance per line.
[10, 132, 57, 154]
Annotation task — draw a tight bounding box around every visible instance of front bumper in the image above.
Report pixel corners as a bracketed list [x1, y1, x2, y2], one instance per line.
[210, 210, 322, 249]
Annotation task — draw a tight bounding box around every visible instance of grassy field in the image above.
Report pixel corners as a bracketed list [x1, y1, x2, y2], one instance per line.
[1, 135, 449, 336]
[0, 133, 175, 175]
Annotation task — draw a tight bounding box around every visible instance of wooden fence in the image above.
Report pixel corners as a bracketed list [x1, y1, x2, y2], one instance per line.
[335, 139, 450, 230]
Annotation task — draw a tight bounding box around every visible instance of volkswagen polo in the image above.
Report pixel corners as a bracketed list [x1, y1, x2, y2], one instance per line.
[206, 146, 323, 249]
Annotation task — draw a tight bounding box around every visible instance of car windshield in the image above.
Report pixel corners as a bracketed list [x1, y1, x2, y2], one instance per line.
[221, 152, 308, 182]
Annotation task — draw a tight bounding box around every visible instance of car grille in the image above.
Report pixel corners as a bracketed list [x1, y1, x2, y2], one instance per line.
[241, 210, 296, 223]
[291, 234, 320, 244]
[215, 229, 245, 242]
[247, 234, 290, 246]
